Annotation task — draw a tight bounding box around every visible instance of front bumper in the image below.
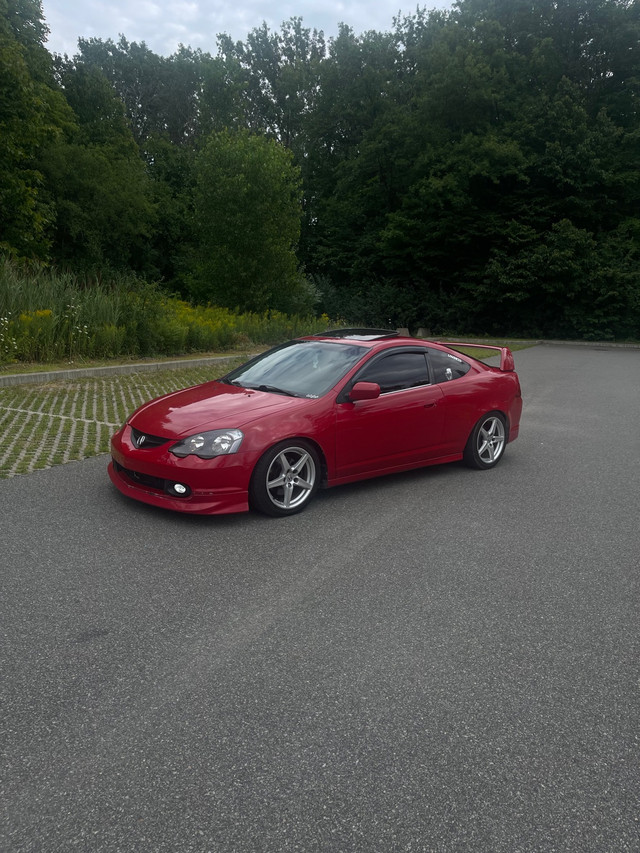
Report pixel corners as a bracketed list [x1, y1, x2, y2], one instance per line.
[108, 426, 252, 515]
[108, 460, 250, 514]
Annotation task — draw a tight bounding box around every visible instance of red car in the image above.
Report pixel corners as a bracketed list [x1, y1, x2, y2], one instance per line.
[109, 329, 522, 517]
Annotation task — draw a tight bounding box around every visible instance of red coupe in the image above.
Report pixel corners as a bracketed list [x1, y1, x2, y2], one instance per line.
[108, 329, 523, 517]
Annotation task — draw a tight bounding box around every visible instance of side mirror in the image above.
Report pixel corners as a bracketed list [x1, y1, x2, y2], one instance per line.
[349, 381, 381, 401]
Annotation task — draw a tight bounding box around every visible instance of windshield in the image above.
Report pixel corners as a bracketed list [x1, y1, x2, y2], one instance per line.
[223, 340, 367, 398]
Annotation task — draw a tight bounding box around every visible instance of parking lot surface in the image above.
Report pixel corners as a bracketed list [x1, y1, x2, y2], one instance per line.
[1, 344, 639, 852]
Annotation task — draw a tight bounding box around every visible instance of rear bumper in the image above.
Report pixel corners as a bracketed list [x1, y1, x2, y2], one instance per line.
[508, 395, 523, 443]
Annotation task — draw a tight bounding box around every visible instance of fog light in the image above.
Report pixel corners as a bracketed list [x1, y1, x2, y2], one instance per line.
[166, 481, 191, 497]
[164, 480, 191, 498]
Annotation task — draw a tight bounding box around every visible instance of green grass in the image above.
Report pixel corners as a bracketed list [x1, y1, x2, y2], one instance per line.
[0, 361, 247, 478]
[430, 338, 535, 362]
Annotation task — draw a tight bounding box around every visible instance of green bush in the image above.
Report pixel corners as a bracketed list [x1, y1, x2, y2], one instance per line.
[90, 324, 127, 357]
[12, 309, 57, 361]
[0, 315, 18, 364]
[0, 259, 332, 364]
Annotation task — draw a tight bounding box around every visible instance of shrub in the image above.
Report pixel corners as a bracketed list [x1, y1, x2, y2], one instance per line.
[0, 259, 333, 364]
[0, 315, 18, 364]
[90, 324, 127, 357]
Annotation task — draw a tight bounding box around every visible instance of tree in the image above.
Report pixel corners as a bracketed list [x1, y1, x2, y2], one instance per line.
[481, 218, 636, 338]
[300, 25, 401, 283]
[3, 0, 638, 336]
[187, 129, 308, 313]
[75, 36, 167, 145]
[299, 0, 640, 336]
[216, 18, 326, 149]
[75, 37, 242, 148]
[40, 60, 157, 271]
[144, 133, 196, 285]
[0, 0, 74, 259]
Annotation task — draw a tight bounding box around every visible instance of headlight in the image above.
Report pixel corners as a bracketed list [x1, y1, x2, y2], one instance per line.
[169, 429, 244, 459]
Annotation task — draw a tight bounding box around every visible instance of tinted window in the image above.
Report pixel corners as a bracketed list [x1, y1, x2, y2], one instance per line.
[355, 351, 430, 393]
[428, 349, 471, 383]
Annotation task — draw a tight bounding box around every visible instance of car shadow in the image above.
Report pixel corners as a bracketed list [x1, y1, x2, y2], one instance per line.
[107, 455, 517, 525]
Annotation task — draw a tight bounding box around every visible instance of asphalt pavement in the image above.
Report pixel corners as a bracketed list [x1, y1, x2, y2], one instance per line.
[1, 344, 639, 852]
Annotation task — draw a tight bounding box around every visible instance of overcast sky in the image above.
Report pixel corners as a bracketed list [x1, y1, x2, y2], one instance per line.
[43, 0, 453, 58]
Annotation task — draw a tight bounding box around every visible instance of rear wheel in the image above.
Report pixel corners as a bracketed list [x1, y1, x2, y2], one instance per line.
[250, 440, 320, 516]
[463, 413, 507, 469]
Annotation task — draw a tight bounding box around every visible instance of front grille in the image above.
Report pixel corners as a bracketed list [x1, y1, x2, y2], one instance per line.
[114, 460, 165, 490]
[113, 461, 191, 498]
[130, 428, 169, 449]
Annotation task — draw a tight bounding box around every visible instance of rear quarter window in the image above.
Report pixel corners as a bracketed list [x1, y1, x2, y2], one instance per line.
[428, 349, 471, 383]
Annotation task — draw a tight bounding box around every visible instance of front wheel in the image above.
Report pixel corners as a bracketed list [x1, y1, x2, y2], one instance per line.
[463, 413, 507, 470]
[250, 440, 320, 517]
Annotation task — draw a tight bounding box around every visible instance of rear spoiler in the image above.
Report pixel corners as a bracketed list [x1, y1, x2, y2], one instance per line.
[442, 343, 516, 373]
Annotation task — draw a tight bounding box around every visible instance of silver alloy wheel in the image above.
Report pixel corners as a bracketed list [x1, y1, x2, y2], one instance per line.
[265, 446, 317, 511]
[476, 415, 506, 464]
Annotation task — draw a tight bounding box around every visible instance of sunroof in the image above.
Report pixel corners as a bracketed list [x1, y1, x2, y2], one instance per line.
[314, 328, 402, 341]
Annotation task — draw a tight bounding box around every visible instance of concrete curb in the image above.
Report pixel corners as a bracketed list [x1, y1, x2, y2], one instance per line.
[0, 354, 252, 388]
[539, 339, 640, 349]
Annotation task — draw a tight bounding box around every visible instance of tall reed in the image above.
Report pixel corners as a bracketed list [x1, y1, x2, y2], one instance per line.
[0, 260, 331, 364]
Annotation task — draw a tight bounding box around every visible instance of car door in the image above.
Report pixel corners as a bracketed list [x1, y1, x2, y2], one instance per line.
[334, 349, 445, 479]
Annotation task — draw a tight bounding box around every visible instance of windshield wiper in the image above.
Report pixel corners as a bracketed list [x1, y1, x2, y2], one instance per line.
[259, 384, 298, 397]
[242, 383, 297, 397]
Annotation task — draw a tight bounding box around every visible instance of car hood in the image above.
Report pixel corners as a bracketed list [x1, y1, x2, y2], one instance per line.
[129, 381, 312, 438]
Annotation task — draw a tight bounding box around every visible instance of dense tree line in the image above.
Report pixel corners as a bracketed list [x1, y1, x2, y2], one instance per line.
[1, 0, 639, 337]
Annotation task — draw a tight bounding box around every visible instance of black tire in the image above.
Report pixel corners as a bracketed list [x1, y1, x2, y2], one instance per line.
[463, 412, 507, 470]
[249, 440, 320, 517]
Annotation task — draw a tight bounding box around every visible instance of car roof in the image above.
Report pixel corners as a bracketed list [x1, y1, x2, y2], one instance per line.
[309, 328, 409, 342]
[304, 330, 478, 360]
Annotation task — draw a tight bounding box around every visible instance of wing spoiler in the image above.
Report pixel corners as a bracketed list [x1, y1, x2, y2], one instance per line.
[442, 343, 516, 373]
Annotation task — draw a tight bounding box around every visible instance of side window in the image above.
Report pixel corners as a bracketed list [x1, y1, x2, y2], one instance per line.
[355, 351, 429, 393]
[428, 349, 471, 383]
